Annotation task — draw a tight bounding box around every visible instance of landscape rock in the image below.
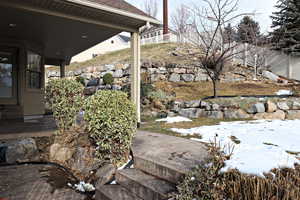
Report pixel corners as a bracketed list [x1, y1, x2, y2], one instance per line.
[70, 147, 96, 176]
[207, 111, 224, 119]
[253, 110, 286, 120]
[248, 103, 265, 114]
[184, 100, 201, 108]
[179, 108, 205, 118]
[169, 73, 181, 82]
[4, 138, 39, 163]
[266, 100, 277, 113]
[224, 109, 251, 119]
[153, 100, 165, 110]
[286, 110, 300, 120]
[211, 104, 220, 111]
[262, 70, 279, 82]
[173, 68, 186, 74]
[113, 69, 123, 78]
[50, 144, 74, 163]
[200, 101, 211, 110]
[83, 86, 97, 95]
[181, 74, 195, 82]
[195, 73, 208, 81]
[292, 101, 300, 110]
[171, 101, 183, 112]
[95, 164, 116, 186]
[277, 102, 289, 110]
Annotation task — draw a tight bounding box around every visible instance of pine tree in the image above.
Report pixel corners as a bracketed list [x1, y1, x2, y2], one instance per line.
[237, 16, 261, 44]
[223, 23, 237, 43]
[270, 0, 300, 53]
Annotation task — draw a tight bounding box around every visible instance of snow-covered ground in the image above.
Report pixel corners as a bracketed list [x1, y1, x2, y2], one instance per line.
[156, 116, 192, 123]
[171, 120, 300, 176]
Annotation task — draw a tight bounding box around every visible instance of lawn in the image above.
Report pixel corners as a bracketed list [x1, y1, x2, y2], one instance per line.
[154, 81, 300, 101]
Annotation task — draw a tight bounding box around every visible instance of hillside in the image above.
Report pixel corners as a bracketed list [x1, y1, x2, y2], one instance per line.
[61, 43, 195, 72]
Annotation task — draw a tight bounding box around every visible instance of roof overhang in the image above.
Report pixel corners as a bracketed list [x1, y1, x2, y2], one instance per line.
[0, 0, 161, 65]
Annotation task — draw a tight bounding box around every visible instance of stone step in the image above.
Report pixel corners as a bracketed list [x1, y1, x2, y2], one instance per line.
[96, 185, 143, 200]
[116, 168, 176, 200]
[133, 131, 209, 184]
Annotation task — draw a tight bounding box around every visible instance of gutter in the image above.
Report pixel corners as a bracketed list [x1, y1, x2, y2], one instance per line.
[64, 0, 161, 26]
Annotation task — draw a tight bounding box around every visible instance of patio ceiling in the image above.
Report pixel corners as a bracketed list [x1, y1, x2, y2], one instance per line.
[0, 0, 160, 65]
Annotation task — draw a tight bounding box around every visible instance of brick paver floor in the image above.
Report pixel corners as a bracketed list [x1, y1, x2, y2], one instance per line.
[0, 164, 87, 200]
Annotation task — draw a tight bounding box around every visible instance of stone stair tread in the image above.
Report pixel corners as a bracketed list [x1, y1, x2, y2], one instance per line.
[116, 168, 175, 200]
[96, 185, 143, 200]
[133, 131, 209, 183]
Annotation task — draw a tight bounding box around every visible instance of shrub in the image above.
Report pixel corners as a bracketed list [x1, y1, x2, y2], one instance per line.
[121, 82, 155, 99]
[147, 89, 172, 101]
[76, 76, 85, 86]
[84, 90, 137, 166]
[46, 79, 84, 133]
[103, 73, 114, 85]
[174, 143, 300, 200]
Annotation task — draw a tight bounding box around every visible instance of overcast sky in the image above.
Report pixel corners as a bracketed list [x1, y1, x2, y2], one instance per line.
[125, 0, 278, 34]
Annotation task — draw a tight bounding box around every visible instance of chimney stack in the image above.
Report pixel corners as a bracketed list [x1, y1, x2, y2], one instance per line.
[163, 0, 169, 35]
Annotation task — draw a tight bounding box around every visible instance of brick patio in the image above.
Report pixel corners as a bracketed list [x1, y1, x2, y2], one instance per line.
[0, 116, 56, 140]
[0, 164, 88, 200]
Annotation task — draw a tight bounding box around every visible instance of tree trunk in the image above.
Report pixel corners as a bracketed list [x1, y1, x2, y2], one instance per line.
[212, 80, 217, 98]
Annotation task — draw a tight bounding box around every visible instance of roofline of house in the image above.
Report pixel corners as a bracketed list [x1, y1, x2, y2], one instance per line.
[65, 0, 161, 27]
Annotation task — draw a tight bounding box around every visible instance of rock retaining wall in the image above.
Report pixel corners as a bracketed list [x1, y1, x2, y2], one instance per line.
[47, 61, 265, 85]
[172, 97, 300, 120]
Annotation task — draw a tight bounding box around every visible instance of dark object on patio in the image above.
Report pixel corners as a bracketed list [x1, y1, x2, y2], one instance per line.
[0, 146, 7, 163]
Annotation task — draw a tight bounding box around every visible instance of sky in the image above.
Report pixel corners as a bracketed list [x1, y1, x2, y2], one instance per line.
[125, 0, 278, 34]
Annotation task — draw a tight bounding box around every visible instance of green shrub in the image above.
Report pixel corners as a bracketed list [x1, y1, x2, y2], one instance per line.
[121, 82, 155, 99]
[46, 79, 84, 133]
[76, 76, 85, 86]
[103, 73, 114, 85]
[84, 90, 137, 166]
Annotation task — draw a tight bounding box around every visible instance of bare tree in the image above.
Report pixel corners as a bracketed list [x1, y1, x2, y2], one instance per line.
[187, 0, 254, 97]
[143, 0, 158, 18]
[171, 4, 192, 40]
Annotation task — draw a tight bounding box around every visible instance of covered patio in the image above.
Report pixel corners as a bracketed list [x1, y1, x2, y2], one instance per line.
[0, 0, 159, 128]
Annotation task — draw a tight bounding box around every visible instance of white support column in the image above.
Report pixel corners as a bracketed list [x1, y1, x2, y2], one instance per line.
[131, 32, 141, 124]
[60, 61, 66, 78]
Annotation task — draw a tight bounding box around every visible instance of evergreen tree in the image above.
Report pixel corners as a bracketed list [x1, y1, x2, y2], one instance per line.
[270, 0, 300, 53]
[237, 16, 261, 44]
[223, 23, 237, 43]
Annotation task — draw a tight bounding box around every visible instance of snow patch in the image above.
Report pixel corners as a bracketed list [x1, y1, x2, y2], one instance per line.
[276, 90, 293, 95]
[68, 181, 95, 192]
[171, 120, 300, 176]
[156, 116, 192, 123]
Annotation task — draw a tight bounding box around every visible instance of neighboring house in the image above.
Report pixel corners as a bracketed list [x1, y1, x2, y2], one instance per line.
[0, 0, 159, 121]
[71, 34, 130, 63]
[140, 24, 179, 45]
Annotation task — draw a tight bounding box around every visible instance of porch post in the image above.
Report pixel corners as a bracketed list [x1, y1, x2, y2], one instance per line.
[60, 61, 66, 78]
[131, 32, 141, 124]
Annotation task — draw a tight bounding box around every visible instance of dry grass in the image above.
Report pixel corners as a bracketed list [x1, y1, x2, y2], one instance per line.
[48, 43, 191, 71]
[139, 117, 247, 139]
[175, 141, 300, 200]
[155, 81, 300, 101]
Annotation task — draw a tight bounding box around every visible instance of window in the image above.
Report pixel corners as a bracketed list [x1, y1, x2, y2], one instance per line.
[111, 40, 114, 44]
[0, 52, 13, 97]
[26, 51, 42, 89]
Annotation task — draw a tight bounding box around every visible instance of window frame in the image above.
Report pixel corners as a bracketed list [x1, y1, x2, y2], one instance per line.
[26, 51, 43, 90]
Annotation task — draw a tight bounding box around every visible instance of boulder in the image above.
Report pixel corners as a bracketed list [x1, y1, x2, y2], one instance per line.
[200, 101, 211, 111]
[247, 103, 265, 114]
[70, 147, 97, 176]
[151, 74, 166, 82]
[112, 85, 122, 90]
[292, 101, 300, 110]
[113, 69, 124, 78]
[104, 64, 115, 71]
[262, 71, 279, 82]
[277, 102, 289, 110]
[153, 100, 165, 110]
[207, 111, 224, 119]
[195, 73, 209, 81]
[95, 164, 116, 186]
[286, 110, 300, 120]
[224, 109, 251, 119]
[148, 68, 157, 74]
[83, 86, 97, 96]
[211, 104, 220, 111]
[169, 73, 181, 82]
[181, 74, 195, 82]
[266, 100, 277, 113]
[254, 110, 286, 120]
[4, 138, 39, 163]
[179, 108, 205, 118]
[183, 100, 201, 108]
[171, 101, 183, 112]
[173, 68, 186, 74]
[50, 143, 74, 163]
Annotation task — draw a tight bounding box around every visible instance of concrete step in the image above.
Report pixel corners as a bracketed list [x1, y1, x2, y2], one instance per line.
[96, 185, 143, 200]
[133, 131, 209, 184]
[116, 169, 175, 200]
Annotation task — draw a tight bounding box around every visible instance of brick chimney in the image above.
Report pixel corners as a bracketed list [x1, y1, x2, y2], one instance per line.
[163, 0, 169, 35]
